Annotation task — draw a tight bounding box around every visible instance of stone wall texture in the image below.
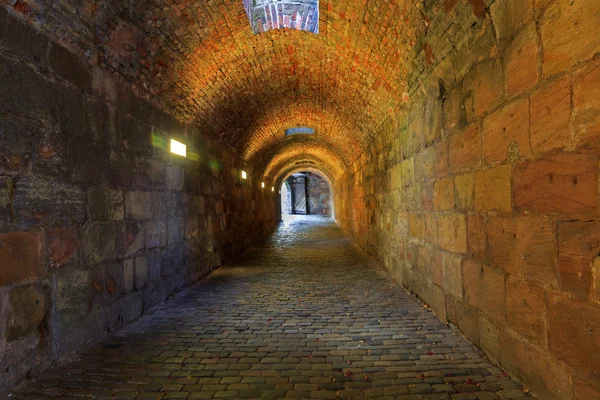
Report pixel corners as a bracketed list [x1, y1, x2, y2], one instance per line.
[334, 1, 600, 399]
[306, 172, 331, 216]
[0, 6, 278, 393]
[1, 0, 600, 398]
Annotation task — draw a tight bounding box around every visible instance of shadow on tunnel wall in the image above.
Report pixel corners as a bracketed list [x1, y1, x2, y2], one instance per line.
[0, 8, 279, 394]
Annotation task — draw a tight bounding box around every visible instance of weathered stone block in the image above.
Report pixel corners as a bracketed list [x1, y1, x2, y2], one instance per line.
[166, 164, 184, 191]
[541, 0, 600, 76]
[454, 173, 474, 210]
[442, 252, 462, 299]
[143, 281, 166, 311]
[108, 150, 134, 187]
[82, 224, 119, 265]
[123, 259, 134, 293]
[505, 277, 547, 345]
[437, 214, 467, 254]
[48, 226, 79, 268]
[433, 177, 454, 211]
[134, 159, 165, 189]
[478, 316, 500, 363]
[573, 61, 600, 149]
[68, 139, 110, 185]
[454, 300, 479, 345]
[547, 294, 600, 385]
[0, 231, 45, 287]
[487, 216, 557, 287]
[146, 248, 163, 282]
[0, 57, 58, 122]
[449, 124, 480, 174]
[530, 77, 572, 153]
[408, 213, 424, 239]
[434, 140, 448, 178]
[442, 85, 465, 131]
[0, 176, 12, 225]
[55, 268, 91, 319]
[463, 60, 503, 120]
[49, 42, 92, 91]
[88, 186, 124, 221]
[6, 283, 49, 342]
[490, 0, 533, 40]
[462, 261, 505, 324]
[513, 152, 598, 216]
[146, 220, 167, 249]
[558, 220, 600, 297]
[500, 330, 572, 400]
[505, 25, 539, 97]
[121, 223, 145, 257]
[134, 254, 148, 290]
[482, 99, 530, 163]
[0, 6, 49, 66]
[467, 215, 486, 261]
[13, 175, 85, 226]
[168, 216, 185, 246]
[103, 263, 124, 302]
[474, 165, 512, 212]
[125, 191, 153, 220]
[593, 257, 600, 304]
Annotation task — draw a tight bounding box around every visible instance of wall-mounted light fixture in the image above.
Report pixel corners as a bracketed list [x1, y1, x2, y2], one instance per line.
[261, 182, 265, 188]
[170, 139, 187, 157]
[271, 187, 274, 192]
[241, 170, 247, 179]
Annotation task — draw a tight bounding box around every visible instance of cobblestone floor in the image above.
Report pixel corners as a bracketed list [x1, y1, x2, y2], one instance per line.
[12, 216, 531, 400]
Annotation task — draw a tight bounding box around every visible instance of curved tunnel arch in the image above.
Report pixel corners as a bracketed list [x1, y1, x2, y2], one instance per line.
[276, 166, 336, 220]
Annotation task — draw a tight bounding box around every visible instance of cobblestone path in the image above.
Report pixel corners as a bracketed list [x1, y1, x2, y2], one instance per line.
[12, 216, 531, 400]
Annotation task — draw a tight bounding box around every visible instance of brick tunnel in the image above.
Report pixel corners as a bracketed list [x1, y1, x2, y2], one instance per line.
[0, 1, 599, 399]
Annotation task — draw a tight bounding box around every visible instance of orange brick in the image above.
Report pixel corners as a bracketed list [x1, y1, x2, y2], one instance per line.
[463, 60, 503, 120]
[482, 99, 530, 163]
[474, 165, 512, 212]
[547, 293, 600, 383]
[0, 231, 46, 286]
[541, 0, 600, 76]
[506, 277, 547, 346]
[490, 0, 534, 40]
[558, 220, 600, 297]
[505, 25, 539, 97]
[513, 152, 599, 216]
[530, 77, 572, 153]
[487, 216, 557, 287]
[467, 215, 486, 260]
[454, 173, 474, 210]
[434, 139, 449, 178]
[438, 214, 467, 254]
[433, 176, 454, 211]
[462, 261, 506, 325]
[448, 124, 480, 173]
[573, 61, 600, 149]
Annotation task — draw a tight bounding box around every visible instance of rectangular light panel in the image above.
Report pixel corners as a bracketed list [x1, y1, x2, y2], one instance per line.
[170, 139, 187, 157]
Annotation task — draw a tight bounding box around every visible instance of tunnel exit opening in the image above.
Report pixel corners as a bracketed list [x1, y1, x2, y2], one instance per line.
[280, 171, 332, 217]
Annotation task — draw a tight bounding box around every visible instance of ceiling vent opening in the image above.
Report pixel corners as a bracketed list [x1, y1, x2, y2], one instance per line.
[285, 127, 315, 136]
[243, 0, 319, 34]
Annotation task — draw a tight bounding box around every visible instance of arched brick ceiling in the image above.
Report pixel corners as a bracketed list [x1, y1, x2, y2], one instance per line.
[25, 0, 485, 175]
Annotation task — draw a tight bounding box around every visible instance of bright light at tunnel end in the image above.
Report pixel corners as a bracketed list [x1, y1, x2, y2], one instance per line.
[170, 139, 187, 157]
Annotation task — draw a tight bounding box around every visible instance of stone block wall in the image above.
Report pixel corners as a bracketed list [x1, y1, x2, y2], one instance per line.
[0, 8, 278, 393]
[306, 173, 331, 216]
[334, 1, 600, 399]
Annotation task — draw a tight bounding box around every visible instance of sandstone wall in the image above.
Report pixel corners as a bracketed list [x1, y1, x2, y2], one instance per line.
[0, 8, 278, 393]
[307, 173, 331, 216]
[335, 1, 600, 398]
